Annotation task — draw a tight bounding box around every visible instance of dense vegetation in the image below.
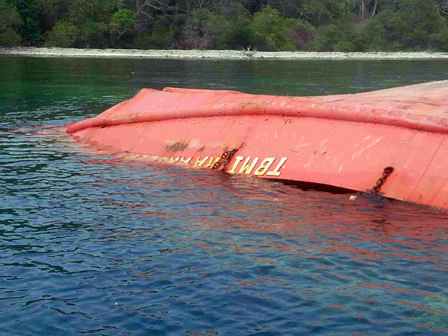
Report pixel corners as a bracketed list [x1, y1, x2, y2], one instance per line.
[1, 0, 448, 52]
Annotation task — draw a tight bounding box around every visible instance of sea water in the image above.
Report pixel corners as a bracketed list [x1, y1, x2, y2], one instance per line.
[1, 57, 448, 335]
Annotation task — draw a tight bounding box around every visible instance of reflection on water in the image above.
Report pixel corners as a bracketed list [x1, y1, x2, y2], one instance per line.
[1, 57, 448, 335]
[132, 58, 448, 95]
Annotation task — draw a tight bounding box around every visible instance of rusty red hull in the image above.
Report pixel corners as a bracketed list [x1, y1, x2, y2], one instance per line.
[66, 81, 448, 210]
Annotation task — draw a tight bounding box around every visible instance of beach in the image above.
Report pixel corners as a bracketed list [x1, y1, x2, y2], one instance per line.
[2, 47, 448, 60]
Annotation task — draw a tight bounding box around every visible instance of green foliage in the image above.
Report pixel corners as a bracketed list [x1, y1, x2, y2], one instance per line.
[223, 2, 252, 24]
[188, 7, 228, 36]
[301, 0, 343, 26]
[250, 6, 283, 50]
[134, 13, 185, 49]
[34, 0, 65, 33]
[312, 16, 367, 52]
[10, 0, 42, 44]
[0, 28, 22, 45]
[218, 26, 255, 50]
[312, 23, 341, 51]
[250, 6, 305, 51]
[152, 13, 186, 38]
[361, 9, 405, 50]
[334, 39, 357, 51]
[0, 0, 22, 28]
[0, 0, 22, 45]
[1, 0, 448, 52]
[429, 31, 448, 50]
[362, 0, 448, 51]
[67, 0, 114, 24]
[135, 27, 174, 49]
[111, 9, 135, 31]
[43, 20, 76, 47]
[63, 0, 115, 47]
[108, 8, 136, 47]
[215, 3, 253, 49]
[284, 17, 317, 51]
[434, 0, 448, 16]
[173, 8, 229, 49]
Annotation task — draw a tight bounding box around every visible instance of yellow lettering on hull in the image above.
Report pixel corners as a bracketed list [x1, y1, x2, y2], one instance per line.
[118, 152, 287, 178]
[195, 157, 209, 166]
[204, 157, 220, 168]
[266, 157, 287, 176]
[254, 158, 275, 176]
[228, 156, 244, 174]
[180, 157, 191, 164]
[239, 157, 259, 174]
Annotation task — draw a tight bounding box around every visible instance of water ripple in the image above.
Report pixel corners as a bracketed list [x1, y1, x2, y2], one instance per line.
[2, 57, 448, 335]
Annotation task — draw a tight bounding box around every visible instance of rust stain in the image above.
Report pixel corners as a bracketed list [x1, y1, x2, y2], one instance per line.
[165, 140, 190, 152]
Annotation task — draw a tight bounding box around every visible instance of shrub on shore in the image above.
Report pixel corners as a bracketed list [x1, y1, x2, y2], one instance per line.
[0, 28, 22, 46]
[312, 0, 448, 52]
[0, 0, 22, 46]
[2, 0, 448, 52]
[43, 21, 77, 48]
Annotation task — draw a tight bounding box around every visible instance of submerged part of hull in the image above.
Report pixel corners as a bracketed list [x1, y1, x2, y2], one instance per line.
[66, 81, 448, 210]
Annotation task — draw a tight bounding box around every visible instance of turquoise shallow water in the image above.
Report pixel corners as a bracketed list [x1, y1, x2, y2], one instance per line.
[1, 57, 448, 335]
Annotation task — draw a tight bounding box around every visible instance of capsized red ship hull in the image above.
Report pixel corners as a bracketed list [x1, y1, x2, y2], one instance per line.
[66, 81, 448, 210]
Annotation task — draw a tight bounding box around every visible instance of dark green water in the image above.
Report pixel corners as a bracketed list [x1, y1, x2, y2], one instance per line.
[1, 56, 448, 335]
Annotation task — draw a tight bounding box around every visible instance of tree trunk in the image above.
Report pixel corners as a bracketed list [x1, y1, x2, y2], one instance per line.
[371, 0, 378, 18]
[360, 0, 367, 21]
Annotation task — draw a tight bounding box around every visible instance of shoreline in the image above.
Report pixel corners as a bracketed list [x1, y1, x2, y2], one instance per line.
[2, 47, 448, 60]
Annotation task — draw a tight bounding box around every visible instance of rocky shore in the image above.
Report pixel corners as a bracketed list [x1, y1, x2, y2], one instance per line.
[2, 47, 448, 60]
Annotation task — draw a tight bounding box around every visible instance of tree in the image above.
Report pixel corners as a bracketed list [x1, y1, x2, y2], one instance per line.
[43, 21, 77, 47]
[363, 0, 448, 50]
[0, 0, 22, 45]
[110, 8, 136, 46]
[434, 0, 448, 16]
[7, 0, 42, 44]
[173, 7, 228, 49]
[250, 6, 314, 50]
[300, 0, 343, 26]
